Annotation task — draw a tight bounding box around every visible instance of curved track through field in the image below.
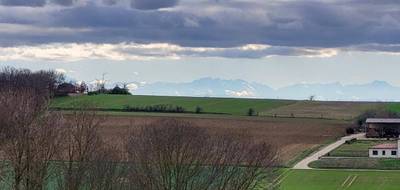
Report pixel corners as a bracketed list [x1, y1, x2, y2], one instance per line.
[293, 133, 366, 169]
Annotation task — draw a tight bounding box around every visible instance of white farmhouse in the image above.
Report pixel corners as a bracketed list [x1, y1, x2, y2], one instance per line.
[369, 139, 400, 158]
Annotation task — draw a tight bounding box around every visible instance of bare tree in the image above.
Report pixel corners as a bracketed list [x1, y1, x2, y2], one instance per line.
[58, 106, 107, 190]
[0, 89, 65, 190]
[125, 119, 279, 190]
[23, 112, 65, 190]
[85, 143, 125, 190]
[0, 66, 64, 99]
[0, 90, 124, 190]
[56, 106, 130, 190]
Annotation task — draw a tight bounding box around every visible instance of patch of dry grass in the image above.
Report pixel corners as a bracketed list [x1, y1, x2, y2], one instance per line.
[262, 101, 384, 120]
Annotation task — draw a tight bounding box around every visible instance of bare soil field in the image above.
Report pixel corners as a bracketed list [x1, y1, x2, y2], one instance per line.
[262, 101, 385, 120]
[95, 115, 349, 165]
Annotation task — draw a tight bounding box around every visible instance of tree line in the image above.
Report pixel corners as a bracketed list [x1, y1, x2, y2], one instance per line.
[123, 104, 186, 113]
[0, 66, 64, 99]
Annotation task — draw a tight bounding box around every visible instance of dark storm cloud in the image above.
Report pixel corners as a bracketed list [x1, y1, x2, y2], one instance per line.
[102, 0, 117, 6]
[0, 0, 75, 6]
[0, 0, 400, 54]
[1, 0, 46, 6]
[131, 0, 179, 10]
[51, 0, 74, 6]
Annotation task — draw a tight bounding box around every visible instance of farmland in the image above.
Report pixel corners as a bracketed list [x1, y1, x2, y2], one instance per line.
[281, 169, 400, 190]
[262, 101, 385, 120]
[387, 103, 400, 113]
[52, 94, 294, 116]
[52, 94, 390, 119]
[92, 115, 348, 165]
[54, 94, 400, 189]
[309, 157, 400, 170]
[54, 95, 391, 165]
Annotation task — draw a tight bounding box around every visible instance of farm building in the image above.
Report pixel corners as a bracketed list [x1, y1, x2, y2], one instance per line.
[369, 140, 400, 158]
[366, 118, 400, 138]
[55, 83, 79, 96]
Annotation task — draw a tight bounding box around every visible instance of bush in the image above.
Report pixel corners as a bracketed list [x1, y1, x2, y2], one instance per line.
[88, 91, 100, 96]
[109, 85, 131, 95]
[344, 138, 356, 144]
[195, 106, 203, 114]
[346, 127, 355, 135]
[123, 104, 186, 113]
[247, 108, 256, 116]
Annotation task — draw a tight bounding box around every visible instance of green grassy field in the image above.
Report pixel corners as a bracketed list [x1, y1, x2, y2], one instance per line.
[387, 103, 400, 113]
[52, 94, 391, 119]
[51, 94, 294, 116]
[328, 140, 395, 157]
[309, 157, 400, 170]
[281, 169, 400, 190]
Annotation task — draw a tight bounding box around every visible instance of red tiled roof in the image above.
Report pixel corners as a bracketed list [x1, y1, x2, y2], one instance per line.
[371, 143, 398, 149]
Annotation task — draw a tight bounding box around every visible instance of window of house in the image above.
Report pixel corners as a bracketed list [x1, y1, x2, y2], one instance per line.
[392, 151, 397, 156]
[382, 150, 386, 155]
[373, 150, 378, 155]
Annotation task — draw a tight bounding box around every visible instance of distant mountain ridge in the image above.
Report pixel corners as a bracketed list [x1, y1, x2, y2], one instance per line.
[128, 78, 400, 101]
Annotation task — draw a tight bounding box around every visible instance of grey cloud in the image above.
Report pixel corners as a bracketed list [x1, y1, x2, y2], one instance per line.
[130, 0, 179, 10]
[102, 0, 118, 6]
[1, 0, 46, 6]
[51, 0, 74, 6]
[0, 0, 400, 54]
[348, 44, 400, 53]
[0, 0, 76, 6]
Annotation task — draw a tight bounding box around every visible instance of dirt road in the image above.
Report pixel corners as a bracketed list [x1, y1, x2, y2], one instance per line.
[293, 133, 366, 169]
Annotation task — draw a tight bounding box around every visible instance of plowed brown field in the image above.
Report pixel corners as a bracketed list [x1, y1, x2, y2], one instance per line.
[96, 115, 349, 165]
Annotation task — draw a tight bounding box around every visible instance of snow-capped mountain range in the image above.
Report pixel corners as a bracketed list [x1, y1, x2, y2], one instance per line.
[125, 78, 400, 101]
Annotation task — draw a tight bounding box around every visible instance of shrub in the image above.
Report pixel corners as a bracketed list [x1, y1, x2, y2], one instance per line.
[195, 106, 203, 114]
[123, 104, 186, 113]
[109, 85, 131, 95]
[88, 91, 100, 96]
[247, 108, 256, 116]
[345, 138, 356, 144]
[346, 127, 355, 135]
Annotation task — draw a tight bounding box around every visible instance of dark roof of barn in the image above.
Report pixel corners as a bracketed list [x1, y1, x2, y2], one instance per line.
[366, 118, 400, 124]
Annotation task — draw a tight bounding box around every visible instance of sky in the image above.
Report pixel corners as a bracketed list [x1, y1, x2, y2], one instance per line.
[0, 0, 400, 89]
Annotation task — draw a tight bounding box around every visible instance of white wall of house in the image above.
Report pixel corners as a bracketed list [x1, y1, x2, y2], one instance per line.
[398, 140, 400, 156]
[369, 149, 398, 158]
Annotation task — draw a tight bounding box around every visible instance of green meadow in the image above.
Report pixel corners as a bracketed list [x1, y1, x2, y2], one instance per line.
[51, 94, 294, 116]
[281, 169, 400, 190]
[387, 103, 400, 113]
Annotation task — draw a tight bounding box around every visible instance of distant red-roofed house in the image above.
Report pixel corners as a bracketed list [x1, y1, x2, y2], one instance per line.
[369, 141, 400, 158]
[55, 83, 78, 96]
